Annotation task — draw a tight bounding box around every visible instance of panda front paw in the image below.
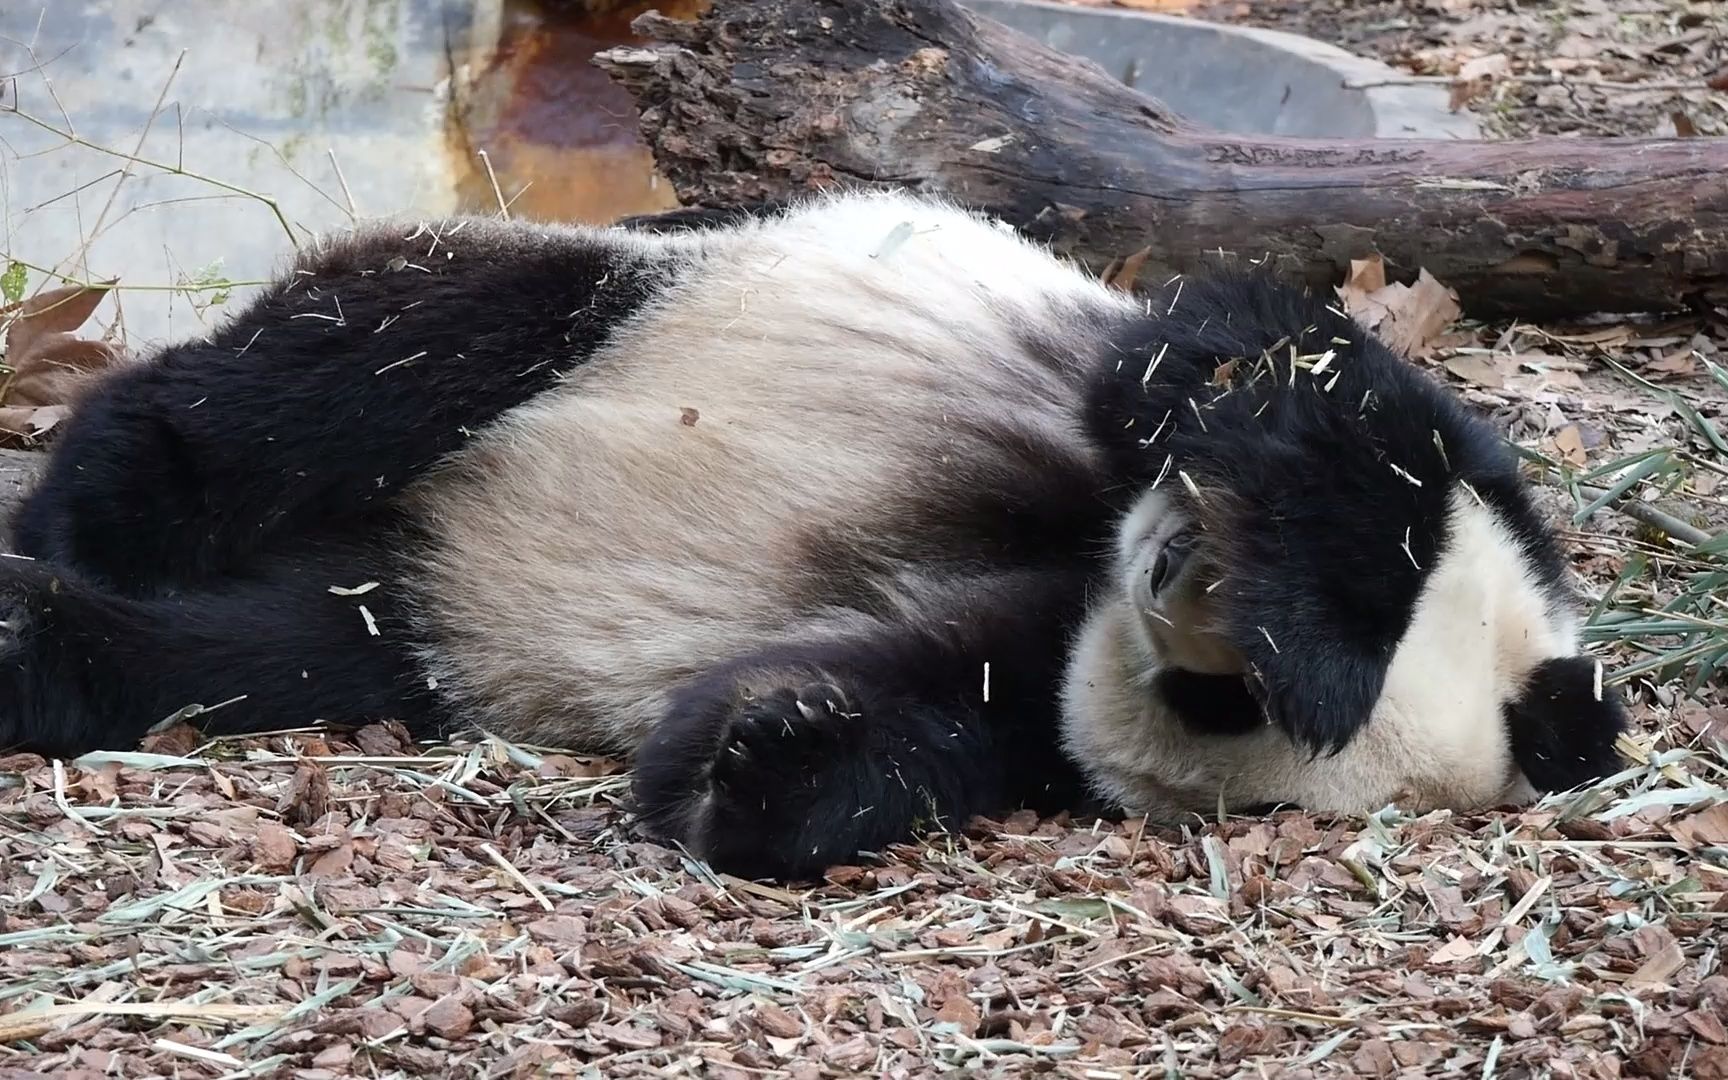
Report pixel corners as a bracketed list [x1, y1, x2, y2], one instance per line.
[708, 681, 858, 796]
[632, 670, 887, 879]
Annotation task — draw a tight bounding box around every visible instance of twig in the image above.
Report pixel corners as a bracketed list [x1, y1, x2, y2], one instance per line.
[476, 149, 509, 220]
[328, 148, 358, 218]
[1577, 481, 1713, 547]
[1225, 1005, 1359, 1028]
[2, 101, 301, 249]
[206, 112, 351, 221]
[52, 50, 184, 285]
[4, 257, 267, 294]
[1346, 73, 1720, 92]
[479, 842, 555, 911]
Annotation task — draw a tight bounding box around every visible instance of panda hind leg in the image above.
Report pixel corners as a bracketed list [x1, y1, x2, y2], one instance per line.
[0, 529, 440, 759]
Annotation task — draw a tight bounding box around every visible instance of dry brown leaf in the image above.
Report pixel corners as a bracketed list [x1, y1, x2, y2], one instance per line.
[1451, 53, 1510, 109]
[1448, 82, 1479, 112]
[0, 281, 126, 446]
[1104, 246, 1154, 292]
[0, 404, 67, 441]
[1535, 368, 1586, 392]
[1429, 936, 1479, 965]
[1377, 270, 1464, 358]
[1443, 355, 1514, 389]
[1458, 52, 1510, 81]
[3, 282, 112, 354]
[1647, 350, 1699, 378]
[1627, 941, 1686, 988]
[1670, 804, 1728, 849]
[1113, 0, 1194, 11]
[1551, 425, 1588, 468]
[1337, 262, 1462, 358]
[1350, 255, 1388, 294]
[1338, 265, 1394, 331]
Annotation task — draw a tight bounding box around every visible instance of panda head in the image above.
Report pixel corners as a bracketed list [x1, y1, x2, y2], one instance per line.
[1063, 270, 1628, 818]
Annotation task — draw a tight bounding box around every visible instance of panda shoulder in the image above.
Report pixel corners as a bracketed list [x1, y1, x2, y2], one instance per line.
[284, 214, 689, 283]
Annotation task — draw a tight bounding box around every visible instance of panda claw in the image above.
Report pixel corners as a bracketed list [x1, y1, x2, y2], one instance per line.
[706, 680, 861, 792]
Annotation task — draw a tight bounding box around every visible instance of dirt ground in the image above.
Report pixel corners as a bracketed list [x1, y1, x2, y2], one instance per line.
[1, 2, 1726, 1078]
[1196, 0, 1727, 138]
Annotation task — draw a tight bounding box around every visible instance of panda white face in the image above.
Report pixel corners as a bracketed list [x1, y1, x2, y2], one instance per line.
[1060, 484, 1587, 821]
[1113, 489, 1237, 677]
[1065, 270, 1628, 824]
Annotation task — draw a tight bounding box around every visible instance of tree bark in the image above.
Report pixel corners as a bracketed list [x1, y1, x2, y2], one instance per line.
[0, 450, 44, 528]
[596, 0, 1728, 319]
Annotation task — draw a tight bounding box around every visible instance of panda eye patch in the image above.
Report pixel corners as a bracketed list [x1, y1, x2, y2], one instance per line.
[1145, 528, 1198, 595]
[1146, 552, 1171, 592]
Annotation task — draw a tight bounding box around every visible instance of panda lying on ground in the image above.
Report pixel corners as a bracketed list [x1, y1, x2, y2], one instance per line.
[1, 191, 1625, 878]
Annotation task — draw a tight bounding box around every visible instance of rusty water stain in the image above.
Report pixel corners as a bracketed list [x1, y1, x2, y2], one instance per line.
[446, 0, 708, 225]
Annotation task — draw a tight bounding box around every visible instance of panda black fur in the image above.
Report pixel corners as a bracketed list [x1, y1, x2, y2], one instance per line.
[0, 191, 1625, 879]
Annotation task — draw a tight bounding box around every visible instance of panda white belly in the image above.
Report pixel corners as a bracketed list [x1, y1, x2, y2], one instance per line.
[399, 194, 1133, 751]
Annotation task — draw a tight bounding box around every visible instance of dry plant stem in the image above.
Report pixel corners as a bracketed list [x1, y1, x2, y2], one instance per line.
[1577, 482, 1714, 547]
[4, 257, 266, 294]
[595, 0, 1728, 320]
[1346, 74, 1721, 91]
[50, 51, 185, 287]
[1, 103, 301, 251]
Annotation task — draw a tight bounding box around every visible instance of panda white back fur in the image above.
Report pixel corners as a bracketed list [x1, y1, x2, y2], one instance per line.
[402, 195, 1119, 751]
[0, 190, 1626, 879]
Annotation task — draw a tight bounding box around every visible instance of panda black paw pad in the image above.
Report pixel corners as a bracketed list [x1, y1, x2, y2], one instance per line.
[633, 669, 883, 877]
[708, 682, 858, 794]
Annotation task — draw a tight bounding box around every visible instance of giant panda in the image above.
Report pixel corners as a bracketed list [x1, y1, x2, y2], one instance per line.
[0, 190, 1625, 879]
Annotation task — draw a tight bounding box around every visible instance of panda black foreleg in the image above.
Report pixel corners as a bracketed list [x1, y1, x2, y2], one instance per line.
[0, 528, 438, 758]
[629, 621, 1089, 881]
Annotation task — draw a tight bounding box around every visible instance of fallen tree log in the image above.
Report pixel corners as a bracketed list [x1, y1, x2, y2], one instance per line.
[596, 0, 1728, 319]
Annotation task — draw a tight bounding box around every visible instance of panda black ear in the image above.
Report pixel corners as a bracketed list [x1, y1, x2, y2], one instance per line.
[1504, 656, 1628, 793]
[1245, 641, 1389, 758]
